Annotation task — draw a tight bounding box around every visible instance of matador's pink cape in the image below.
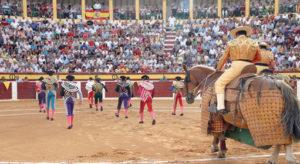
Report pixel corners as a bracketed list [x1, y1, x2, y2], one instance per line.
[138, 81, 154, 102]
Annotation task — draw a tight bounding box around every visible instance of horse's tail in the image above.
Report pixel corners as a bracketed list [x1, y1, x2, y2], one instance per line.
[276, 80, 300, 139]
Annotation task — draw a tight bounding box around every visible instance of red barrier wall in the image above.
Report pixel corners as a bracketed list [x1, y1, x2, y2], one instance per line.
[56, 82, 63, 99]
[1, 81, 174, 99]
[0, 83, 12, 99]
[105, 82, 118, 98]
[17, 82, 36, 99]
[153, 82, 172, 97]
[81, 82, 88, 98]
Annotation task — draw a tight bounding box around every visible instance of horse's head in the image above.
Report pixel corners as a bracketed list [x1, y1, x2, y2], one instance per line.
[183, 65, 215, 104]
[183, 65, 197, 104]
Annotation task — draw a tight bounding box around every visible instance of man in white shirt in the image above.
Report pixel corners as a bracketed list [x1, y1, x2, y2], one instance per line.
[85, 77, 95, 108]
[168, 16, 176, 28]
[93, 2, 102, 10]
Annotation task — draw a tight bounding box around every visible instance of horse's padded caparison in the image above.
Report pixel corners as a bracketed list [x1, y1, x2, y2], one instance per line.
[199, 65, 300, 147]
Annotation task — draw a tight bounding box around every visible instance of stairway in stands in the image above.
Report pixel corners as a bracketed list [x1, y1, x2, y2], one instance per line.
[164, 31, 176, 54]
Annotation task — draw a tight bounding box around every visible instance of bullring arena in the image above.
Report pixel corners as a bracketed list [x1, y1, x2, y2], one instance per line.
[0, 99, 299, 164]
[1, 0, 300, 163]
[0, 77, 300, 163]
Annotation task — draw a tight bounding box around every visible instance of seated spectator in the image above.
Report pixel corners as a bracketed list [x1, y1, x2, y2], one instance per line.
[0, 0, 22, 16]
[27, 0, 52, 18]
[280, 0, 299, 14]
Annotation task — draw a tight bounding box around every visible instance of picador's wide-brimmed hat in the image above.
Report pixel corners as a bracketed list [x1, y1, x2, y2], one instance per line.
[66, 75, 75, 81]
[230, 26, 252, 38]
[175, 76, 182, 81]
[259, 41, 269, 49]
[141, 75, 149, 80]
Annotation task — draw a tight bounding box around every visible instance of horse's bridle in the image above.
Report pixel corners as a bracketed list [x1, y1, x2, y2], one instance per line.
[184, 70, 215, 99]
[184, 70, 205, 98]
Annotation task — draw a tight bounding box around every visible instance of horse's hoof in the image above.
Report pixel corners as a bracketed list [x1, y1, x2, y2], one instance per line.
[217, 151, 226, 158]
[210, 145, 219, 153]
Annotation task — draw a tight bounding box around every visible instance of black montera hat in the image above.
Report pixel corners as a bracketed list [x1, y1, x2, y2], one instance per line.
[141, 75, 149, 80]
[39, 76, 44, 81]
[66, 75, 75, 81]
[120, 76, 127, 81]
[95, 77, 101, 82]
[175, 76, 182, 81]
[47, 70, 55, 76]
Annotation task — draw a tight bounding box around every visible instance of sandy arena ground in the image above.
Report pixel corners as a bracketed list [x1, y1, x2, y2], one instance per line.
[0, 99, 300, 163]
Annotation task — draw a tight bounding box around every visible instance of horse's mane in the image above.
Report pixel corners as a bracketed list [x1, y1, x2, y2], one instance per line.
[190, 65, 215, 72]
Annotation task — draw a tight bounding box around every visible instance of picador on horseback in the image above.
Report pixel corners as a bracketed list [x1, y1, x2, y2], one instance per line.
[255, 42, 275, 74]
[183, 26, 300, 163]
[215, 26, 261, 115]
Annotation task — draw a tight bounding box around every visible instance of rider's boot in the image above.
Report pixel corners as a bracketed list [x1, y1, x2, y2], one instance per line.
[216, 94, 228, 114]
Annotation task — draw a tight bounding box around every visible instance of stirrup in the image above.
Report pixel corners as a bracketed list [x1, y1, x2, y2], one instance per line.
[208, 103, 217, 113]
[218, 109, 229, 115]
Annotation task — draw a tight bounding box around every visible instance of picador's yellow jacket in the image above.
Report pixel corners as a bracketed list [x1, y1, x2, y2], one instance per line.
[216, 35, 261, 70]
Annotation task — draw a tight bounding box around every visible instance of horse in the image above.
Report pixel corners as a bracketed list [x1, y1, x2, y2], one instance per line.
[183, 65, 300, 164]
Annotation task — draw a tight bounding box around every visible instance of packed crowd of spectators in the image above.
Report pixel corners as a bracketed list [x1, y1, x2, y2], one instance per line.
[0, 13, 300, 73]
[0, 17, 166, 73]
[1, 0, 299, 19]
[171, 13, 300, 70]
[0, 0, 299, 75]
